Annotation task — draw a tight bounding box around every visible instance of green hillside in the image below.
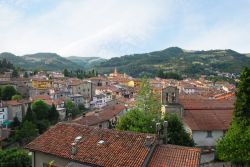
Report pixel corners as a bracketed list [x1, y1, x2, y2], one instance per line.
[0, 52, 82, 71]
[66, 56, 106, 68]
[97, 47, 250, 77]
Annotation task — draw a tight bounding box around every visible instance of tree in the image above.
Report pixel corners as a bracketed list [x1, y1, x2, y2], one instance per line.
[32, 100, 49, 120]
[36, 119, 50, 134]
[63, 68, 70, 77]
[0, 148, 31, 167]
[23, 104, 36, 123]
[12, 68, 19, 78]
[65, 100, 79, 119]
[163, 114, 194, 146]
[136, 77, 161, 116]
[33, 69, 38, 75]
[12, 117, 21, 129]
[1, 85, 17, 100]
[116, 77, 194, 146]
[116, 108, 156, 133]
[48, 104, 59, 124]
[11, 94, 22, 100]
[15, 121, 38, 145]
[216, 68, 250, 165]
[23, 72, 29, 78]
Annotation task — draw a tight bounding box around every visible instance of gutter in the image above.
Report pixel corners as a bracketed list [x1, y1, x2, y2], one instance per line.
[141, 141, 158, 167]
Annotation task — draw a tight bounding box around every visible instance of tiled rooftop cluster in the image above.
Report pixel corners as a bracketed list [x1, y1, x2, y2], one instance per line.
[26, 123, 201, 167]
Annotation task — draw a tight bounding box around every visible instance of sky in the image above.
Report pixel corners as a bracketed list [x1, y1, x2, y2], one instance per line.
[0, 0, 250, 58]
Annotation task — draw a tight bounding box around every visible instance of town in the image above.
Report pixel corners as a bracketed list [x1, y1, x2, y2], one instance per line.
[0, 58, 243, 166]
[1, 1, 250, 166]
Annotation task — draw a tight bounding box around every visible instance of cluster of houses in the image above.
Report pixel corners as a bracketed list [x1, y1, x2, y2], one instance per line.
[0, 68, 236, 166]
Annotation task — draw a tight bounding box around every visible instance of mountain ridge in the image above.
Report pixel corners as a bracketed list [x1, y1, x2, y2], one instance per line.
[96, 47, 250, 77]
[1, 47, 250, 76]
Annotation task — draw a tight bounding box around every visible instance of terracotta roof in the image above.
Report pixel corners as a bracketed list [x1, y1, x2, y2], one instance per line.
[149, 144, 200, 167]
[183, 109, 233, 131]
[44, 98, 65, 106]
[31, 95, 51, 101]
[75, 104, 127, 126]
[5, 100, 22, 106]
[179, 99, 234, 110]
[26, 123, 154, 167]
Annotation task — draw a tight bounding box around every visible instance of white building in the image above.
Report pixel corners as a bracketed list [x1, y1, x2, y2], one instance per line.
[183, 107, 233, 147]
[90, 93, 112, 109]
[0, 106, 8, 125]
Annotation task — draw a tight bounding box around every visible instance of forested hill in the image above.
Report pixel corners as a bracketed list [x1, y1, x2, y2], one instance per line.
[97, 47, 250, 77]
[0, 52, 104, 71]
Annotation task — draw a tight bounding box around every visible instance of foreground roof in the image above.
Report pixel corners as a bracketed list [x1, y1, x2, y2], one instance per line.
[26, 123, 154, 167]
[148, 144, 200, 167]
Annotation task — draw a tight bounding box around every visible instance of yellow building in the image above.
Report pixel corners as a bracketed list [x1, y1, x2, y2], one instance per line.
[127, 79, 141, 87]
[32, 79, 53, 89]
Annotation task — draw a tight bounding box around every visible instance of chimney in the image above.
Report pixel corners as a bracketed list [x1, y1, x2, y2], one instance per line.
[156, 122, 161, 141]
[70, 142, 77, 157]
[70, 136, 82, 158]
[144, 136, 153, 147]
[163, 121, 168, 144]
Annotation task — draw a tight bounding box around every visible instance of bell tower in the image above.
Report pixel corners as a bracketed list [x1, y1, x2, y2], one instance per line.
[161, 86, 179, 105]
[161, 86, 183, 118]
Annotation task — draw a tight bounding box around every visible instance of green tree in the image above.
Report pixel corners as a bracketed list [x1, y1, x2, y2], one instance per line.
[11, 94, 22, 100]
[216, 68, 250, 165]
[12, 117, 21, 129]
[116, 108, 156, 133]
[1, 85, 17, 100]
[36, 119, 50, 134]
[65, 100, 79, 118]
[63, 68, 70, 77]
[32, 100, 49, 120]
[33, 69, 38, 75]
[15, 121, 38, 145]
[117, 77, 193, 146]
[23, 71, 29, 78]
[163, 114, 194, 146]
[12, 68, 19, 78]
[48, 103, 59, 124]
[0, 149, 31, 167]
[23, 104, 36, 123]
[136, 77, 161, 116]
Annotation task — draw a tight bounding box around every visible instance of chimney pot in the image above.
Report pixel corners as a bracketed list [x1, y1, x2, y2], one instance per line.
[71, 142, 77, 156]
[163, 121, 168, 144]
[144, 136, 152, 147]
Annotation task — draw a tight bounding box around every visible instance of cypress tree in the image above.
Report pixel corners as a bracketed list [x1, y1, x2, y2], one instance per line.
[48, 103, 59, 124]
[23, 104, 36, 123]
[216, 68, 250, 165]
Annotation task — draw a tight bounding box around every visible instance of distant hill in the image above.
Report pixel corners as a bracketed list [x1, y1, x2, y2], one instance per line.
[0, 53, 103, 71]
[1, 48, 250, 75]
[66, 56, 106, 68]
[97, 47, 250, 77]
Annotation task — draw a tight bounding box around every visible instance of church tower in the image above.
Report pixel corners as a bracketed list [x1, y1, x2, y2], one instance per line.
[161, 86, 183, 118]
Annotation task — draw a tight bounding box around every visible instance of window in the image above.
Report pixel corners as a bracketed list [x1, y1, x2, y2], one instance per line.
[206, 131, 212, 138]
[165, 93, 169, 102]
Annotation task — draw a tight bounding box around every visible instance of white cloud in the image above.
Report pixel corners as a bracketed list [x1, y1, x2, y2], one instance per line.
[0, 0, 250, 57]
[0, 0, 173, 57]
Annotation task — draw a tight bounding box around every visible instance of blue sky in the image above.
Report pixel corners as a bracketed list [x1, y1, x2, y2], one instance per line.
[0, 0, 250, 58]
